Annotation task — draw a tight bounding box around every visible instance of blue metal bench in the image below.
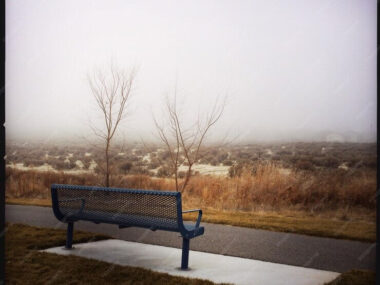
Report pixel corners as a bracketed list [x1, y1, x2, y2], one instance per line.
[51, 184, 204, 269]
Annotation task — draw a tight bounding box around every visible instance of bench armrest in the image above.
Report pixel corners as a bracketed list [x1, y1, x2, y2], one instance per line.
[182, 209, 203, 228]
[60, 198, 86, 216]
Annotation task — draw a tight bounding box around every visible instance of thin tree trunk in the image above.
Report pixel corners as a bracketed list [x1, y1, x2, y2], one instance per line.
[181, 164, 193, 192]
[105, 141, 110, 187]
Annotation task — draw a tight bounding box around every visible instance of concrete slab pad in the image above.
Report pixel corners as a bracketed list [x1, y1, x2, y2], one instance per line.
[43, 239, 339, 285]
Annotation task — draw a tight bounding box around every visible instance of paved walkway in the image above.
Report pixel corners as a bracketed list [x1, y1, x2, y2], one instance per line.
[6, 205, 375, 273]
[43, 239, 339, 285]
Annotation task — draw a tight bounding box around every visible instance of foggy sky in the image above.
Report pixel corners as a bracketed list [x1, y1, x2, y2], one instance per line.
[5, 0, 377, 144]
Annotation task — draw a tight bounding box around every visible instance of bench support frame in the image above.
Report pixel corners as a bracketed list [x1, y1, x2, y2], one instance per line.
[181, 238, 190, 269]
[65, 222, 74, 249]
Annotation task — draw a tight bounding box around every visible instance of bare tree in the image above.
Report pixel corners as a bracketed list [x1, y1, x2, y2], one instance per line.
[87, 64, 136, 187]
[154, 93, 225, 193]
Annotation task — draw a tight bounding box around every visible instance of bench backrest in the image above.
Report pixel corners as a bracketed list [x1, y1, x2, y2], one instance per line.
[51, 184, 183, 232]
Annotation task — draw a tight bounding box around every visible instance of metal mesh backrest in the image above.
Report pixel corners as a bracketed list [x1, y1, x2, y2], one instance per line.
[53, 185, 180, 231]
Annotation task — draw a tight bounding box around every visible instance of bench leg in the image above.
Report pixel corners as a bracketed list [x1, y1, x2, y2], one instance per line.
[65, 222, 74, 249]
[181, 238, 190, 269]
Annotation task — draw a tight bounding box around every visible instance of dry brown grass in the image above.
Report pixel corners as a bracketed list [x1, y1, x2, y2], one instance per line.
[6, 163, 376, 241]
[183, 163, 376, 211]
[7, 162, 376, 212]
[325, 270, 375, 285]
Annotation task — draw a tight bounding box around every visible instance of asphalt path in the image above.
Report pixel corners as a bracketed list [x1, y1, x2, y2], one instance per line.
[5, 205, 375, 273]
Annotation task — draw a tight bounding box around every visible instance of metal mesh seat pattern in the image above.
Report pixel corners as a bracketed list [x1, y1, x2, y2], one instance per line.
[52, 184, 181, 231]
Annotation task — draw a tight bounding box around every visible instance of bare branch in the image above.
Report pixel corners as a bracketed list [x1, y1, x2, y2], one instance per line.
[154, 90, 226, 193]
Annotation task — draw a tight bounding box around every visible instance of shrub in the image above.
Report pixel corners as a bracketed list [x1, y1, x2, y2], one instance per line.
[120, 162, 133, 174]
[295, 160, 315, 171]
[157, 167, 170, 177]
[223, 160, 233, 166]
